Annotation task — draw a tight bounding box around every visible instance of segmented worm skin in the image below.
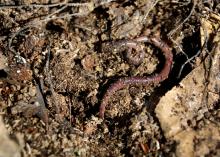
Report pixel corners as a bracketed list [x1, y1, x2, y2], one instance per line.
[99, 36, 173, 118]
[124, 42, 145, 65]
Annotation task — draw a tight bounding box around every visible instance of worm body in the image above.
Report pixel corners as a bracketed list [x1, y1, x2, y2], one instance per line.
[99, 36, 173, 118]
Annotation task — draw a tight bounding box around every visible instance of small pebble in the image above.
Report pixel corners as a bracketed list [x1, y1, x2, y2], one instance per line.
[81, 54, 96, 71]
[28, 86, 37, 97]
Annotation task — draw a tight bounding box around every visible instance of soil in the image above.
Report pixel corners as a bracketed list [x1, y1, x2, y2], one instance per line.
[0, 0, 220, 157]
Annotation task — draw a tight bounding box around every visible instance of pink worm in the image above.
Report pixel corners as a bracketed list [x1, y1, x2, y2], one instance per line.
[99, 36, 173, 118]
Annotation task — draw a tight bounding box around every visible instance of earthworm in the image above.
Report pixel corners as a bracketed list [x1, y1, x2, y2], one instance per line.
[123, 41, 145, 65]
[99, 36, 173, 118]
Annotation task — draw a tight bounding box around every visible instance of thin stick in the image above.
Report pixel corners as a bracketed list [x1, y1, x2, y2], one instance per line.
[168, 0, 196, 37]
[8, 25, 35, 55]
[0, 0, 116, 9]
[99, 0, 116, 6]
[45, 41, 60, 114]
[44, 5, 68, 20]
[142, 0, 160, 22]
[8, 24, 41, 64]
[0, 2, 90, 9]
[177, 24, 208, 78]
[41, 12, 90, 22]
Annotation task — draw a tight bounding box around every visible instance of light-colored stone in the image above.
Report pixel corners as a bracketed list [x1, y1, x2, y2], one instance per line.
[155, 15, 220, 157]
[0, 116, 21, 157]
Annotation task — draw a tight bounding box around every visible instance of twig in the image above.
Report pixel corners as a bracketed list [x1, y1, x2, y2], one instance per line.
[170, 38, 189, 61]
[41, 12, 90, 22]
[8, 24, 41, 64]
[0, 2, 90, 9]
[44, 5, 68, 20]
[142, 0, 160, 22]
[34, 78, 49, 128]
[99, 0, 116, 5]
[8, 25, 38, 55]
[0, 0, 116, 10]
[45, 41, 60, 114]
[168, 0, 196, 37]
[171, 0, 191, 6]
[177, 23, 208, 78]
[69, 96, 72, 125]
